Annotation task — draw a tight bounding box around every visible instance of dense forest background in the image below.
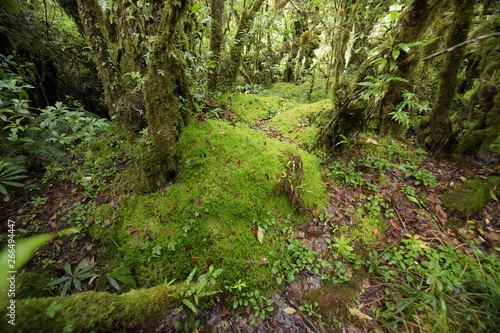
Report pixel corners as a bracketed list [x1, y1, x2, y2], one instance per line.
[1, 0, 499, 332]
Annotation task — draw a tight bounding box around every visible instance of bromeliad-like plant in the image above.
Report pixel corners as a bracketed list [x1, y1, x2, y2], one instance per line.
[46, 258, 97, 295]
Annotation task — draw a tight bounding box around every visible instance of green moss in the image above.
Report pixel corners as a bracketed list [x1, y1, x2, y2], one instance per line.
[223, 93, 295, 125]
[350, 215, 386, 247]
[3, 285, 182, 332]
[305, 281, 358, 324]
[258, 82, 312, 103]
[269, 99, 333, 148]
[94, 119, 327, 292]
[442, 176, 500, 218]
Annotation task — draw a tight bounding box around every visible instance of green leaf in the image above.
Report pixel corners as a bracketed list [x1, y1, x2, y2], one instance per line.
[107, 276, 120, 290]
[191, 3, 203, 13]
[46, 276, 70, 287]
[389, 10, 399, 21]
[182, 299, 198, 314]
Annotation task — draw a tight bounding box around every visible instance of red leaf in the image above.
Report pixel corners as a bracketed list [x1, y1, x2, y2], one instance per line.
[374, 228, 381, 238]
[191, 256, 198, 264]
[197, 118, 206, 123]
[223, 156, 233, 164]
[206, 258, 213, 267]
[186, 244, 193, 252]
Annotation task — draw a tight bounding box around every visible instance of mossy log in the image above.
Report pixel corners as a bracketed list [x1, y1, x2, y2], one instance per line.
[1, 284, 185, 332]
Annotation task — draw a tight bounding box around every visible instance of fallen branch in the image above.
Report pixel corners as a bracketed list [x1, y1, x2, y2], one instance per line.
[423, 32, 500, 61]
[1, 284, 185, 332]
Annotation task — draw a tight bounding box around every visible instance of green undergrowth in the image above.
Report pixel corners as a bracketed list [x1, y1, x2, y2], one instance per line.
[92, 119, 327, 292]
[222, 93, 295, 124]
[269, 99, 333, 148]
[257, 82, 326, 103]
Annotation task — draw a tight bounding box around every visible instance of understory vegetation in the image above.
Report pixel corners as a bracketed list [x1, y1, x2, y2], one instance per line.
[1, 0, 499, 332]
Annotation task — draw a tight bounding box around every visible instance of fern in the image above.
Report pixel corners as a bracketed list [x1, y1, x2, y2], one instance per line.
[0, 161, 27, 195]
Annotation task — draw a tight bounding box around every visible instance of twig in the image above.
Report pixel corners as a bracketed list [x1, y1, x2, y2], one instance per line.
[423, 32, 500, 61]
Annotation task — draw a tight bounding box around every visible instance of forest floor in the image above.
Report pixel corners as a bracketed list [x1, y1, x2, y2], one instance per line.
[1, 90, 500, 332]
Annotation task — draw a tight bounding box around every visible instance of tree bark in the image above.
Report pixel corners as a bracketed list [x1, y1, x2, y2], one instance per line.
[217, 0, 265, 91]
[378, 0, 446, 137]
[421, 0, 475, 153]
[58, 0, 193, 189]
[208, 0, 225, 91]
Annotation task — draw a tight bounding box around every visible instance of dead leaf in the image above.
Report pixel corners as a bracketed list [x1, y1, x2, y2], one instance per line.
[257, 226, 264, 244]
[258, 258, 267, 264]
[223, 156, 233, 164]
[283, 307, 297, 314]
[186, 244, 193, 252]
[104, 217, 111, 227]
[191, 256, 198, 264]
[168, 203, 176, 215]
[193, 197, 203, 205]
[197, 118, 206, 123]
[373, 228, 381, 238]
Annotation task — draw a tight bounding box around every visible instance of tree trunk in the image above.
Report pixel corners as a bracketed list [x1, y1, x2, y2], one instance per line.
[142, 1, 193, 190]
[217, 0, 265, 91]
[1, 284, 185, 332]
[208, 0, 225, 91]
[378, 0, 446, 136]
[58, 0, 193, 190]
[420, 0, 475, 153]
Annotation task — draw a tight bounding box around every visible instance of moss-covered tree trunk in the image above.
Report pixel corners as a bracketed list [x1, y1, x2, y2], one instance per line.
[283, 18, 306, 83]
[208, 0, 224, 91]
[142, 1, 193, 189]
[1, 284, 185, 332]
[420, 0, 475, 153]
[378, 0, 446, 136]
[217, 0, 265, 91]
[58, 0, 193, 189]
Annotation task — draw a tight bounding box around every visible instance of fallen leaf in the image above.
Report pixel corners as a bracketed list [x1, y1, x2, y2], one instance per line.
[186, 244, 193, 252]
[258, 258, 267, 264]
[168, 203, 176, 215]
[257, 226, 264, 244]
[191, 256, 198, 264]
[283, 307, 297, 314]
[223, 156, 233, 164]
[373, 228, 381, 238]
[104, 217, 111, 227]
[197, 118, 206, 123]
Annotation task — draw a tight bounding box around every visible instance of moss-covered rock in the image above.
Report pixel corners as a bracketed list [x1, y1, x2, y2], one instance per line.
[442, 176, 500, 218]
[94, 119, 327, 292]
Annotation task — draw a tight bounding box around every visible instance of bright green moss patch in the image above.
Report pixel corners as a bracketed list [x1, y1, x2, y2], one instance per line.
[351, 215, 386, 247]
[94, 119, 327, 292]
[269, 99, 333, 148]
[258, 82, 311, 103]
[223, 93, 295, 124]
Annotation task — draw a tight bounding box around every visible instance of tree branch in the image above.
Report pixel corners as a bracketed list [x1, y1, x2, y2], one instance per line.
[423, 32, 500, 61]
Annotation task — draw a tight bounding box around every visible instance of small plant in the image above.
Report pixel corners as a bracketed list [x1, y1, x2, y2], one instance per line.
[46, 258, 97, 295]
[231, 288, 275, 325]
[299, 301, 322, 319]
[172, 266, 222, 332]
[0, 161, 26, 195]
[324, 235, 364, 283]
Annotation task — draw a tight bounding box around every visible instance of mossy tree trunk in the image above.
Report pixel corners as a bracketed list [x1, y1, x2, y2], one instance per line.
[208, 0, 224, 91]
[283, 18, 306, 83]
[216, 0, 265, 91]
[1, 284, 186, 333]
[420, 0, 475, 153]
[58, 0, 193, 189]
[453, 16, 500, 156]
[378, 0, 446, 136]
[142, 1, 193, 189]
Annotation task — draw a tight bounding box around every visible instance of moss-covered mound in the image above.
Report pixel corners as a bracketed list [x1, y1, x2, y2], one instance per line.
[268, 99, 333, 148]
[94, 119, 327, 291]
[442, 176, 500, 218]
[223, 93, 295, 124]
